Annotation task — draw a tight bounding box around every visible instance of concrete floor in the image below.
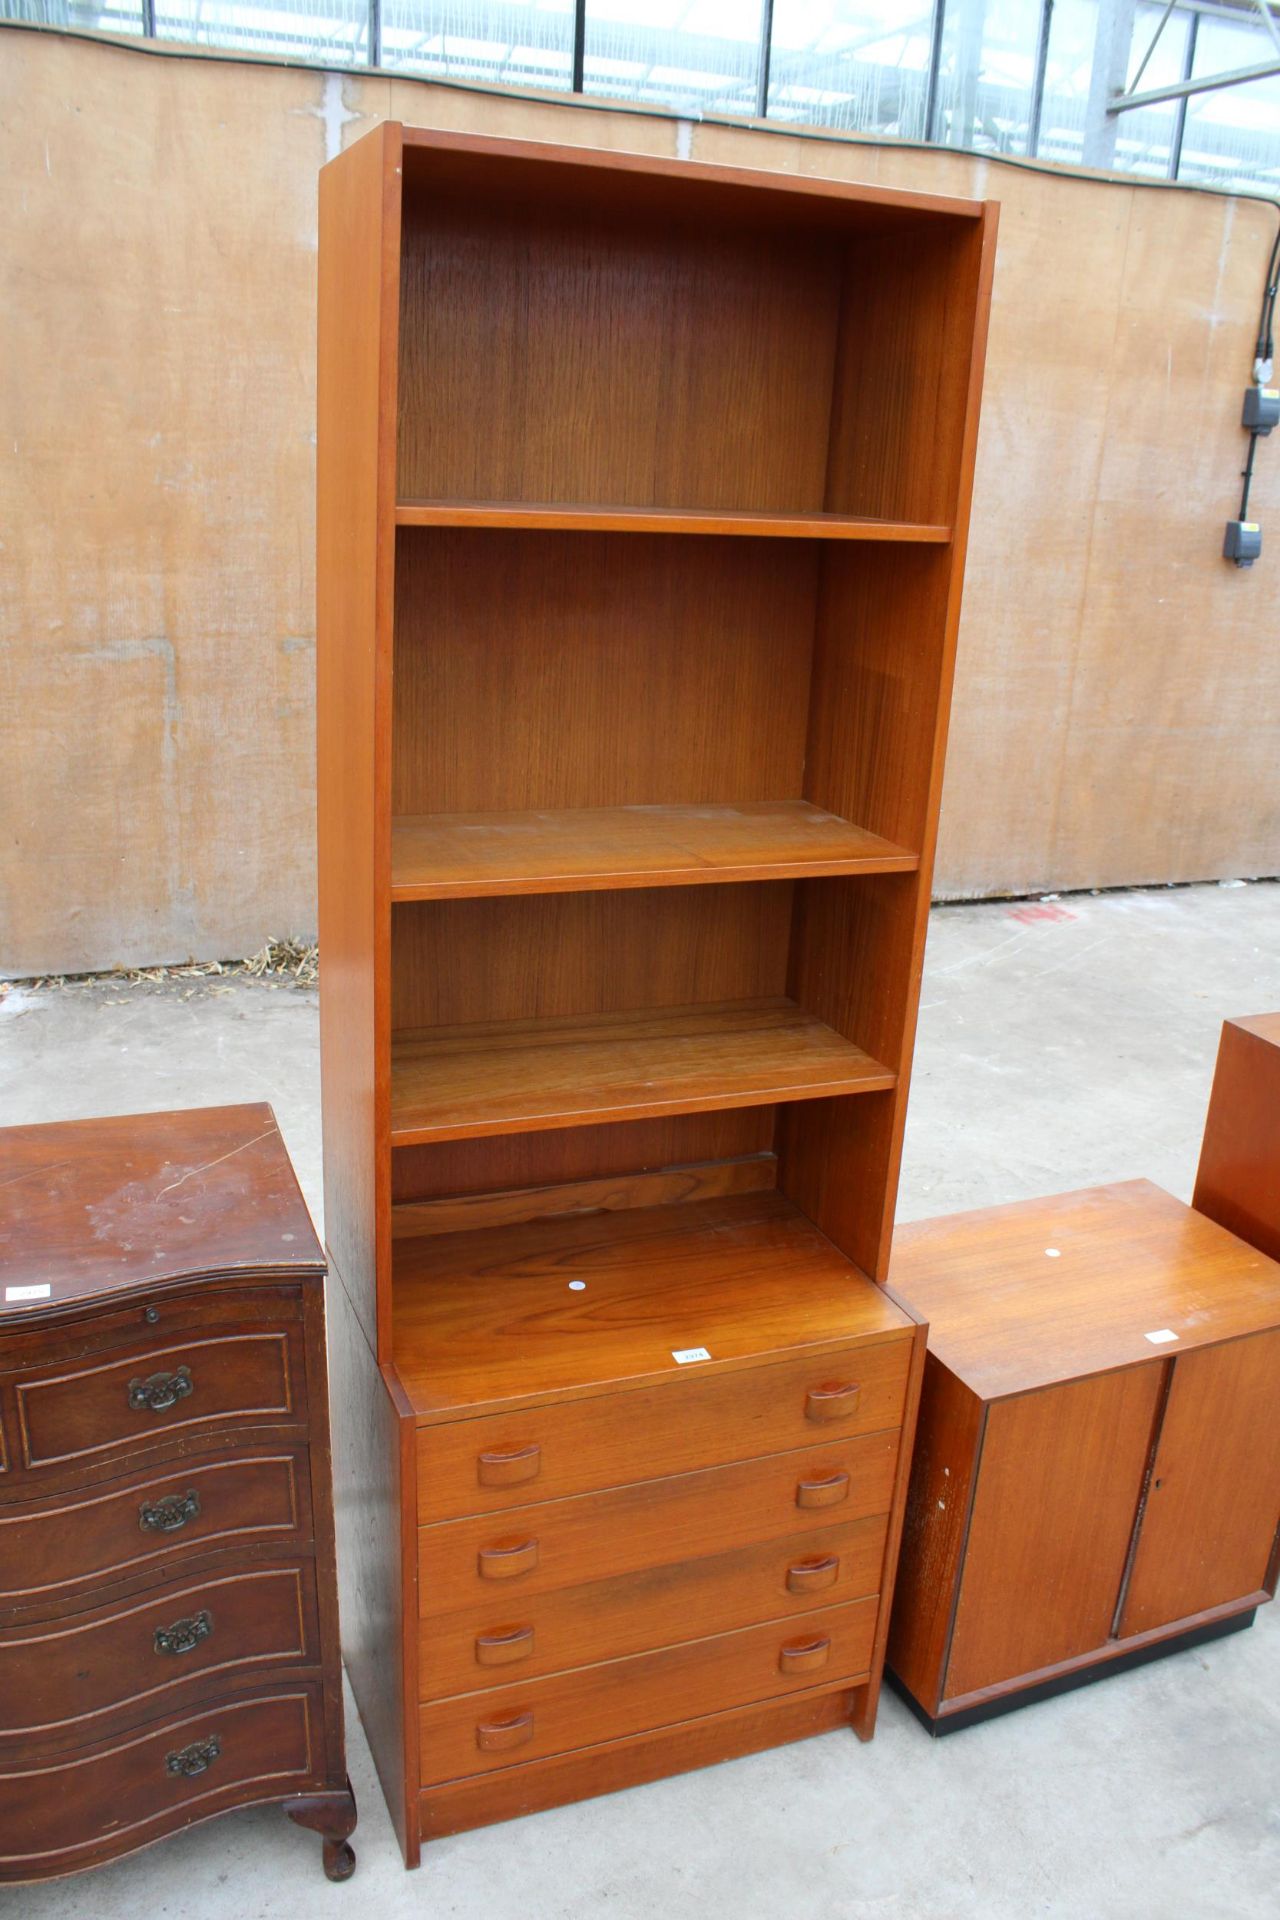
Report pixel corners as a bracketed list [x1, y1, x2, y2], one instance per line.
[3, 880, 1278, 1918]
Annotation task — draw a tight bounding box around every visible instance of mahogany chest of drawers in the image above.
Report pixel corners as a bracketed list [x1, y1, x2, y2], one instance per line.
[0, 1104, 357, 1882]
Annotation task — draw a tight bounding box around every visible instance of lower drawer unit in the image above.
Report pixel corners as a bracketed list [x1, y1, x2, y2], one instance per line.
[0, 1684, 327, 1880]
[419, 1597, 879, 1784]
[0, 1445, 311, 1619]
[0, 1560, 319, 1750]
[418, 1430, 900, 1617]
[419, 1515, 889, 1696]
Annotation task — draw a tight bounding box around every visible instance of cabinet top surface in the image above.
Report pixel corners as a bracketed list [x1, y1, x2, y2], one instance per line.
[889, 1180, 1280, 1398]
[0, 1103, 323, 1317]
[392, 1190, 915, 1422]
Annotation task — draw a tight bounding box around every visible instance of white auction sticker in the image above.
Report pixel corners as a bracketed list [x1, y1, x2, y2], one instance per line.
[1144, 1328, 1178, 1345]
[672, 1347, 711, 1365]
[6, 1284, 51, 1302]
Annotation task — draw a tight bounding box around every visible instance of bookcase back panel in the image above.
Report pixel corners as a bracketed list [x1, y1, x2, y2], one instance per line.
[397, 191, 842, 511]
[391, 885, 794, 1032]
[391, 1112, 777, 1209]
[392, 531, 817, 815]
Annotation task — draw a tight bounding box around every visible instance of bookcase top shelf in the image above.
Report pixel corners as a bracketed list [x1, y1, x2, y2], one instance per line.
[390, 997, 896, 1147]
[391, 1188, 914, 1422]
[395, 503, 953, 542]
[390, 802, 918, 902]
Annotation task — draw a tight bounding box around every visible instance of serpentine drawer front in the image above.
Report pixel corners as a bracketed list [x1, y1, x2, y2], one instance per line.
[0, 1105, 358, 1884]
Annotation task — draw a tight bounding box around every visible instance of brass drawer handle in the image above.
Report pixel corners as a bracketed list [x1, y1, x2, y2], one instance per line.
[128, 1365, 194, 1414]
[478, 1537, 539, 1580]
[138, 1489, 201, 1534]
[478, 1444, 542, 1488]
[786, 1553, 840, 1595]
[154, 1608, 214, 1657]
[476, 1711, 534, 1753]
[779, 1634, 832, 1676]
[475, 1625, 535, 1667]
[804, 1381, 861, 1423]
[796, 1470, 850, 1510]
[165, 1733, 221, 1778]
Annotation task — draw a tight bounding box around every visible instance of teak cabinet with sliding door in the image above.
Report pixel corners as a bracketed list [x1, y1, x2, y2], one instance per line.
[317, 122, 996, 1863]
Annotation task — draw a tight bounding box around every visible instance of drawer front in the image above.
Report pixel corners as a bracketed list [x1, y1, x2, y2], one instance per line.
[418, 1338, 912, 1519]
[420, 1513, 888, 1699]
[0, 1561, 318, 1749]
[0, 1686, 324, 1878]
[0, 1448, 309, 1615]
[15, 1327, 305, 1473]
[419, 1596, 877, 1784]
[419, 1431, 899, 1617]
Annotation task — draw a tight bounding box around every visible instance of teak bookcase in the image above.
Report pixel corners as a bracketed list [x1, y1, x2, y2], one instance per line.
[317, 122, 996, 1864]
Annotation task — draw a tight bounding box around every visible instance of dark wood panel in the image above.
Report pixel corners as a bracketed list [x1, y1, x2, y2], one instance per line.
[418, 1518, 888, 1697]
[886, 1353, 984, 1717]
[390, 884, 794, 1031]
[1119, 1331, 1280, 1635]
[392, 1152, 777, 1239]
[418, 1599, 877, 1784]
[825, 219, 987, 526]
[0, 1447, 309, 1616]
[1194, 1014, 1280, 1262]
[317, 117, 399, 1355]
[392, 1190, 911, 1421]
[0, 1687, 325, 1880]
[0, 1562, 317, 1748]
[944, 1367, 1163, 1699]
[390, 801, 916, 901]
[397, 190, 842, 510]
[390, 1112, 776, 1207]
[890, 1181, 1280, 1398]
[418, 1436, 898, 1617]
[391, 531, 816, 817]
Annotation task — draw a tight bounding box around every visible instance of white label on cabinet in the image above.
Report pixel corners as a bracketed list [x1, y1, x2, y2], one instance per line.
[1144, 1328, 1177, 1345]
[672, 1347, 711, 1364]
[5, 1283, 51, 1301]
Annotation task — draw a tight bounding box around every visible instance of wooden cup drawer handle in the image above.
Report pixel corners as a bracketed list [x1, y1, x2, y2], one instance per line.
[786, 1553, 841, 1595]
[804, 1381, 861, 1423]
[779, 1635, 832, 1676]
[795, 1470, 850, 1509]
[475, 1625, 535, 1667]
[478, 1444, 542, 1488]
[476, 1711, 534, 1753]
[478, 1538, 539, 1580]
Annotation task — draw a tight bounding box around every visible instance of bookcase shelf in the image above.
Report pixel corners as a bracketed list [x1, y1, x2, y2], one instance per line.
[390, 802, 918, 901]
[390, 998, 895, 1146]
[318, 122, 995, 1861]
[394, 502, 952, 542]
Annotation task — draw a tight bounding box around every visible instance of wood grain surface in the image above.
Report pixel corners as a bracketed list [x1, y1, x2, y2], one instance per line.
[1194, 1014, 1280, 1263]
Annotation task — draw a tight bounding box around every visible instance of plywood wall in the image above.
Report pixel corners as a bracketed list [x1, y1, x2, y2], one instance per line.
[2, 29, 1277, 975]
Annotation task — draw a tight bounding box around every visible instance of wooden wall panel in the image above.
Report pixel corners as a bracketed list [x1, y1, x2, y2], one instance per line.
[3, 31, 1279, 975]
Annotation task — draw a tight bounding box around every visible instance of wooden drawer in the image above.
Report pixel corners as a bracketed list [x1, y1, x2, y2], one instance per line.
[420, 1513, 888, 1698]
[0, 1447, 310, 1618]
[419, 1596, 877, 1783]
[417, 1337, 912, 1519]
[419, 1430, 898, 1617]
[0, 1561, 319, 1752]
[12, 1316, 305, 1474]
[0, 1684, 325, 1879]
